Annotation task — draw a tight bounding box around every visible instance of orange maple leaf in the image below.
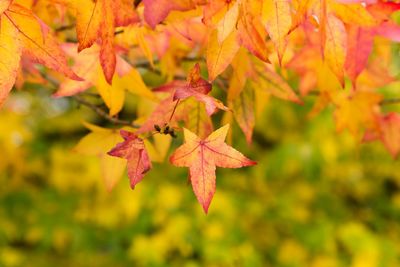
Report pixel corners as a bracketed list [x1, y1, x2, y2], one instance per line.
[0, 1, 81, 106]
[170, 124, 256, 213]
[143, 0, 196, 28]
[364, 113, 400, 159]
[108, 130, 152, 189]
[72, 0, 139, 84]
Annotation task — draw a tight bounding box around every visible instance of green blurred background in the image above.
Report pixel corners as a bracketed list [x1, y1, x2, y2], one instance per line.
[1, 84, 400, 267]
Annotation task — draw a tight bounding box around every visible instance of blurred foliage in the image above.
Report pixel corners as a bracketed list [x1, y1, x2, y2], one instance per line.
[1, 85, 400, 267]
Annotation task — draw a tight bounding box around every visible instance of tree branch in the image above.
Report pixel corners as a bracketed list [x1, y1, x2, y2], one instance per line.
[380, 98, 400, 106]
[73, 95, 140, 128]
[55, 24, 75, 32]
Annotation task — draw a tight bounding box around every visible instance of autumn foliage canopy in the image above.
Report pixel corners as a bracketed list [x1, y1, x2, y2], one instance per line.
[1, 0, 400, 213]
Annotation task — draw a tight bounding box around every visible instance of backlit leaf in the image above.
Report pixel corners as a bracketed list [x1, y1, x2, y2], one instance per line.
[170, 124, 256, 213]
[108, 130, 152, 189]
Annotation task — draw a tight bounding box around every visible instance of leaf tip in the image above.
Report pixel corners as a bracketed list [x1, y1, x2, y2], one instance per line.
[202, 201, 210, 214]
[244, 159, 257, 167]
[70, 72, 85, 82]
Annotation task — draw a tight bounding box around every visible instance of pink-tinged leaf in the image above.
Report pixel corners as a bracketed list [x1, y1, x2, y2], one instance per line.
[5, 3, 82, 81]
[143, 0, 195, 28]
[374, 22, 400, 42]
[262, 0, 292, 64]
[345, 26, 374, 87]
[286, 46, 320, 96]
[367, 1, 400, 21]
[54, 43, 134, 98]
[0, 15, 22, 106]
[365, 113, 400, 158]
[173, 81, 211, 99]
[202, 0, 227, 25]
[334, 0, 376, 5]
[319, 0, 327, 54]
[108, 130, 152, 189]
[173, 64, 225, 115]
[324, 14, 347, 87]
[152, 80, 187, 94]
[170, 124, 256, 213]
[378, 113, 400, 158]
[54, 44, 99, 97]
[99, 0, 116, 84]
[176, 89, 228, 115]
[136, 94, 185, 134]
[170, 18, 208, 44]
[154, 64, 228, 115]
[113, 0, 140, 26]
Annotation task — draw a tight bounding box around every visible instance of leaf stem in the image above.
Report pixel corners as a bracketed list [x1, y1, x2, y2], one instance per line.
[169, 99, 181, 122]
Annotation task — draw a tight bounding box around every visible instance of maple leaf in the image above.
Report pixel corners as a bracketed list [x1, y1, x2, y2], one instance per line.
[334, 91, 382, 139]
[343, 3, 400, 86]
[153, 64, 228, 115]
[207, 29, 240, 81]
[253, 62, 302, 103]
[232, 83, 255, 144]
[170, 124, 256, 213]
[225, 49, 257, 143]
[136, 94, 185, 134]
[216, 0, 239, 44]
[286, 46, 321, 96]
[324, 14, 347, 87]
[175, 64, 228, 115]
[71, 0, 139, 84]
[367, 0, 400, 21]
[55, 43, 156, 116]
[108, 130, 152, 189]
[344, 25, 374, 87]
[377, 113, 400, 158]
[237, 3, 270, 62]
[202, 0, 229, 25]
[330, 2, 378, 27]
[0, 2, 81, 106]
[182, 98, 214, 139]
[74, 122, 126, 191]
[137, 64, 225, 134]
[143, 0, 196, 28]
[364, 113, 400, 158]
[262, 0, 292, 64]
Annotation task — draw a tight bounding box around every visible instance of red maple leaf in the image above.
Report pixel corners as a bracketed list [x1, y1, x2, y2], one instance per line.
[108, 130, 152, 189]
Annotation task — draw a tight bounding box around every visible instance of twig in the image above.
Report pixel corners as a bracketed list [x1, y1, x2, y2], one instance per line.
[73, 95, 140, 128]
[114, 29, 124, 35]
[134, 0, 142, 7]
[55, 24, 75, 32]
[380, 98, 400, 106]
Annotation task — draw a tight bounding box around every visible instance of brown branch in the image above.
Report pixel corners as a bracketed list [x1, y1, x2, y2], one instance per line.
[380, 98, 400, 106]
[55, 24, 75, 32]
[114, 29, 124, 35]
[73, 95, 140, 128]
[134, 0, 142, 7]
